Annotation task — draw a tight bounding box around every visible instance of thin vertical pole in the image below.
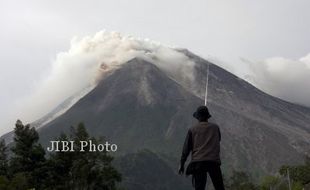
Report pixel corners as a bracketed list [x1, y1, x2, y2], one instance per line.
[287, 168, 292, 190]
[204, 63, 210, 106]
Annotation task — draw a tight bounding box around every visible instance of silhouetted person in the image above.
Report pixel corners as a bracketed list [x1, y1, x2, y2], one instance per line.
[179, 106, 225, 190]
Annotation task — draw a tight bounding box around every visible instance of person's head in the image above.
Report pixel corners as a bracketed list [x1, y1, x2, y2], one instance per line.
[193, 106, 211, 122]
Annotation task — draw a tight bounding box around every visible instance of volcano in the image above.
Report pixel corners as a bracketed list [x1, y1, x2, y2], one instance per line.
[2, 49, 310, 188]
[39, 50, 310, 170]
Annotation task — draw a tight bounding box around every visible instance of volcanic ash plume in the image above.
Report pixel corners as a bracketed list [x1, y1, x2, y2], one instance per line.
[15, 31, 196, 124]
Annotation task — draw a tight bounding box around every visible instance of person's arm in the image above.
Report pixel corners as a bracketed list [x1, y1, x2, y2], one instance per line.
[218, 127, 221, 142]
[179, 130, 193, 174]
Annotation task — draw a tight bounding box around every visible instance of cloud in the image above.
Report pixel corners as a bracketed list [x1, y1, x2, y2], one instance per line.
[12, 31, 195, 125]
[245, 54, 310, 107]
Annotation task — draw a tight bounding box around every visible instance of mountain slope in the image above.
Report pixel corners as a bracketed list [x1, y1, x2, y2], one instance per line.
[38, 58, 201, 155]
[114, 150, 191, 190]
[182, 50, 310, 175]
[4, 51, 310, 184]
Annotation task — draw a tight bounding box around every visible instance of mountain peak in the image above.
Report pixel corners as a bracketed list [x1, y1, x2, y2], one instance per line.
[18, 49, 310, 180]
[94, 57, 194, 107]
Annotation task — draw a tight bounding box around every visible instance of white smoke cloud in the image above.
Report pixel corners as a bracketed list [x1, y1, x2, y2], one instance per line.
[12, 31, 195, 125]
[6, 30, 310, 136]
[245, 54, 310, 107]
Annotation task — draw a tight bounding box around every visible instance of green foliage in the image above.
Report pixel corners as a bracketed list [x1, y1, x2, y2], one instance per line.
[9, 172, 31, 190]
[258, 157, 310, 190]
[0, 140, 8, 176]
[1, 120, 309, 190]
[0, 120, 121, 190]
[292, 181, 304, 190]
[43, 133, 74, 189]
[279, 161, 310, 186]
[45, 122, 121, 190]
[9, 120, 46, 189]
[260, 175, 281, 190]
[0, 175, 10, 190]
[10, 120, 46, 173]
[227, 170, 258, 190]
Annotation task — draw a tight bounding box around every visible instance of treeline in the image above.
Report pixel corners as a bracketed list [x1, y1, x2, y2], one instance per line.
[0, 120, 121, 190]
[224, 158, 310, 190]
[0, 120, 309, 190]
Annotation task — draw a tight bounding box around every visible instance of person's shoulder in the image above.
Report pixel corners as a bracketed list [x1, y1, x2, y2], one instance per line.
[188, 126, 195, 132]
[190, 123, 201, 131]
[208, 122, 219, 128]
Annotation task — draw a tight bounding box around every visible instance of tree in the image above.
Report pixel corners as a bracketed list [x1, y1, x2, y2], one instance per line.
[9, 120, 47, 189]
[9, 172, 30, 190]
[0, 120, 121, 189]
[0, 175, 10, 190]
[279, 163, 310, 186]
[0, 140, 8, 176]
[46, 123, 121, 190]
[44, 133, 75, 189]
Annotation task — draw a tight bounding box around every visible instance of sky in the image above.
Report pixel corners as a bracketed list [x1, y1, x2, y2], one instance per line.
[0, 0, 310, 135]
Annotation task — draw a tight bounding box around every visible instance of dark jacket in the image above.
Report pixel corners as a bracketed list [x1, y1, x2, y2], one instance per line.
[180, 122, 221, 167]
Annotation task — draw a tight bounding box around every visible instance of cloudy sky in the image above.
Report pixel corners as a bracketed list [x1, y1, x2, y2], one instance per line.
[0, 0, 310, 135]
